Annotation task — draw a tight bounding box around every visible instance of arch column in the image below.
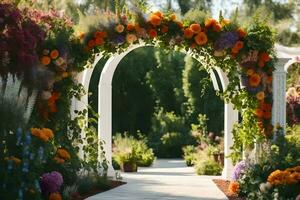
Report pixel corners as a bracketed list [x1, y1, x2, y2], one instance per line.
[272, 58, 289, 129]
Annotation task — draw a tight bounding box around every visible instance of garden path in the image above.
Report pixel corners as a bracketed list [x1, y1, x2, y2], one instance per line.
[87, 159, 228, 200]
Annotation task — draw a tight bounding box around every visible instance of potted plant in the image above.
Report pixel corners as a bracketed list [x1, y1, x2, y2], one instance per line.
[113, 149, 138, 172]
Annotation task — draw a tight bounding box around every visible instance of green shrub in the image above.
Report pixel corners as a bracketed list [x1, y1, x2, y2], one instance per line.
[195, 159, 222, 175]
[113, 133, 155, 167]
[148, 108, 195, 158]
[182, 145, 197, 166]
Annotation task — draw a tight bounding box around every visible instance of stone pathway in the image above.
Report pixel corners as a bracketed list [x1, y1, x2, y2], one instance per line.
[87, 159, 228, 200]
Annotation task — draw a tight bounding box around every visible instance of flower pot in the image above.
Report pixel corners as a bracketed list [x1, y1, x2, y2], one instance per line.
[121, 162, 137, 172]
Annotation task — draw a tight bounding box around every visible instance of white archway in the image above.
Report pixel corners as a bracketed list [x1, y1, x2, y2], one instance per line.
[72, 43, 296, 179]
[74, 44, 239, 178]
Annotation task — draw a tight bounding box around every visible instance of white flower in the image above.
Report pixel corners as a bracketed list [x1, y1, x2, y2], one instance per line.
[259, 182, 272, 193]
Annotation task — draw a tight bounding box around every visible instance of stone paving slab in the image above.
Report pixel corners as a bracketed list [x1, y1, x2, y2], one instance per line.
[87, 159, 228, 200]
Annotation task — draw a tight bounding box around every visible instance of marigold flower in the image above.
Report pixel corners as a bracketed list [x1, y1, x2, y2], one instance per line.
[94, 31, 107, 38]
[148, 29, 158, 38]
[169, 13, 176, 21]
[49, 193, 62, 200]
[126, 34, 137, 43]
[153, 11, 163, 18]
[62, 72, 69, 78]
[266, 76, 272, 84]
[57, 148, 71, 160]
[127, 23, 135, 31]
[249, 73, 261, 87]
[212, 23, 222, 32]
[42, 128, 54, 139]
[50, 50, 59, 59]
[161, 25, 169, 33]
[205, 18, 217, 27]
[115, 24, 125, 33]
[255, 108, 264, 118]
[190, 23, 201, 33]
[229, 181, 239, 194]
[237, 28, 246, 38]
[87, 40, 95, 48]
[184, 28, 194, 39]
[263, 111, 271, 119]
[231, 46, 239, 54]
[95, 37, 104, 46]
[256, 91, 265, 101]
[54, 156, 65, 164]
[41, 56, 51, 66]
[190, 43, 197, 49]
[221, 18, 230, 25]
[246, 69, 254, 76]
[261, 103, 272, 112]
[260, 52, 270, 62]
[149, 14, 162, 26]
[194, 32, 208, 46]
[176, 21, 184, 29]
[234, 41, 244, 50]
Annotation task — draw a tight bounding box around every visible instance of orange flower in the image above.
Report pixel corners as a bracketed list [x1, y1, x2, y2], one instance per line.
[49, 193, 62, 200]
[212, 23, 222, 32]
[205, 18, 217, 27]
[176, 21, 184, 29]
[87, 40, 95, 48]
[263, 111, 271, 119]
[194, 32, 208, 46]
[184, 28, 194, 39]
[261, 103, 272, 112]
[231, 46, 239, 54]
[54, 156, 65, 164]
[11, 156, 21, 165]
[149, 14, 162, 26]
[95, 37, 104, 46]
[127, 23, 135, 31]
[153, 11, 163, 18]
[42, 128, 54, 139]
[260, 52, 270, 62]
[41, 56, 51, 66]
[229, 181, 239, 194]
[249, 73, 261, 87]
[50, 50, 59, 59]
[169, 13, 176, 21]
[237, 28, 246, 38]
[190, 43, 197, 49]
[246, 69, 254, 76]
[161, 25, 169, 33]
[256, 91, 265, 101]
[115, 24, 125, 33]
[62, 72, 69, 78]
[266, 76, 273, 84]
[57, 148, 71, 160]
[190, 23, 201, 33]
[126, 34, 137, 43]
[148, 29, 158, 38]
[234, 41, 244, 50]
[221, 18, 230, 25]
[255, 108, 264, 118]
[94, 31, 107, 38]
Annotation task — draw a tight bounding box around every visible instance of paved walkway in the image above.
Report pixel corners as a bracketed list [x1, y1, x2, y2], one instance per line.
[87, 159, 228, 200]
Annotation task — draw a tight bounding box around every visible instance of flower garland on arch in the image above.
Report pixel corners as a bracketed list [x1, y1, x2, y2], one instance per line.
[81, 11, 276, 138]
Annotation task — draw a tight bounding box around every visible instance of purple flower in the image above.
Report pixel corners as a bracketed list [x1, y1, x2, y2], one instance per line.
[113, 35, 125, 44]
[40, 171, 63, 195]
[232, 161, 247, 181]
[214, 32, 239, 51]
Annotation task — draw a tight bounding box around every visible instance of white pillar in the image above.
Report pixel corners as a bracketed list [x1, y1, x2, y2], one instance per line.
[222, 103, 238, 179]
[272, 58, 289, 129]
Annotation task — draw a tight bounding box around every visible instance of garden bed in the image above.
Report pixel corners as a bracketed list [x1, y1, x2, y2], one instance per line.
[71, 180, 126, 200]
[213, 179, 245, 200]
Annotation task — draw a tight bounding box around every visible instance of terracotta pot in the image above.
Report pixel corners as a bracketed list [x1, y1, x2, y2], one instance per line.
[121, 162, 137, 172]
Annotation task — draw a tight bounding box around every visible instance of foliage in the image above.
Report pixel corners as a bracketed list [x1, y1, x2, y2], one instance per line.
[236, 127, 300, 200]
[195, 159, 222, 175]
[148, 107, 195, 158]
[113, 133, 155, 167]
[182, 145, 197, 166]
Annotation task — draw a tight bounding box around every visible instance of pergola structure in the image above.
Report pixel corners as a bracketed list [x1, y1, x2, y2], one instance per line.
[72, 43, 300, 178]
